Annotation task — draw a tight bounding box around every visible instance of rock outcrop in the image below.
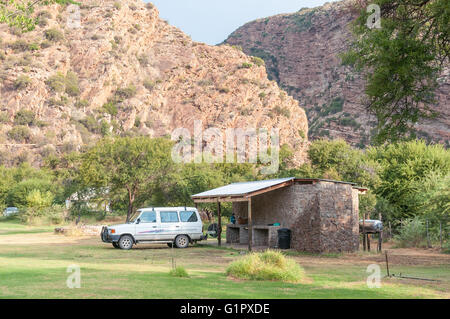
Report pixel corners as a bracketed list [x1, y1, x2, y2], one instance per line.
[0, 0, 309, 166]
[225, 0, 449, 147]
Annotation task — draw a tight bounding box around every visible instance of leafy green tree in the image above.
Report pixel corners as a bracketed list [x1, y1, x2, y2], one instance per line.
[0, 0, 77, 32]
[343, 0, 449, 143]
[77, 137, 176, 222]
[368, 140, 450, 220]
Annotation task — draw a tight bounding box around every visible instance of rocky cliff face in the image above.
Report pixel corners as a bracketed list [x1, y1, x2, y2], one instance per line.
[0, 0, 308, 166]
[225, 0, 449, 147]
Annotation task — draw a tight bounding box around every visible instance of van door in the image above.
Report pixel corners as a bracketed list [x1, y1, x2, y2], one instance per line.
[159, 211, 181, 240]
[179, 210, 202, 236]
[134, 211, 160, 241]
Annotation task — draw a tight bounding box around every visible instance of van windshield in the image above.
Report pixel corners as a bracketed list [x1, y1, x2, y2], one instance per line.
[128, 211, 141, 223]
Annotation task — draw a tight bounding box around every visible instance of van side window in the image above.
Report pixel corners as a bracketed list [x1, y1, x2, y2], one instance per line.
[180, 211, 198, 222]
[160, 211, 179, 223]
[140, 212, 156, 223]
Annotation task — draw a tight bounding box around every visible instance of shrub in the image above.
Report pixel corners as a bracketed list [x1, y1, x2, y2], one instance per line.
[226, 250, 305, 283]
[10, 40, 30, 52]
[7, 126, 31, 143]
[113, 1, 121, 10]
[65, 71, 80, 96]
[252, 56, 265, 67]
[0, 112, 9, 123]
[46, 72, 66, 92]
[14, 109, 35, 125]
[137, 54, 148, 66]
[44, 28, 64, 42]
[394, 217, 427, 248]
[240, 62, 253, 69]
[115, 84, 136, 102]
[102, 102, 118, 116]
[14, 75, 31, 90]
[143, 79, 155, 90]
[273, 106, 290, 117]
[169, 266, 189, 278]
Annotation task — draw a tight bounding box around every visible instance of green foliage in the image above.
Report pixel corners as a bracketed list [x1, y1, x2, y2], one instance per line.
[0, 1, 76, 32]
[102, 102, 118, 116]
[46, 71, 79, 95]
[367, 140, 450, 220]
[77, 137, 176, 220]
[114, 84, 137, 102]
[342, 0, 449, 143]
[44, 28, 64, 42]
[240, 62, 253, 69]
[393, 217, 427, 248]
[251, 56, 265, 67]
[169, 266, 189, 278]
[14, 109, 35, 126]
[64, 71, 80, 96]
[226, 250, 305, 282]
[14, 75, 31, 90]
[7, 125, 31, 142]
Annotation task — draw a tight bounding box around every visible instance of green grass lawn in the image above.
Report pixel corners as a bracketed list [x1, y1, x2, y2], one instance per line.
[0, 220, 448, 299]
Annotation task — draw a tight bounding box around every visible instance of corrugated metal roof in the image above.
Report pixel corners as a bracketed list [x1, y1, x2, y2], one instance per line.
[191, 177, 295, 198]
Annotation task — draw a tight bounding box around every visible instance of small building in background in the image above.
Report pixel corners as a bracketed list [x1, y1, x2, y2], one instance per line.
[192, 178, 367, 253]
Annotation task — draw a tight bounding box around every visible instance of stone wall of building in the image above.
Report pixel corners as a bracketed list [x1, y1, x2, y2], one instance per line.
[232, 181, 360, 253]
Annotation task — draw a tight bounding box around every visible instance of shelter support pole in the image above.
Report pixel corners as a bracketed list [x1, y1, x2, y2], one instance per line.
[217, 201, 222, 247]
[248, 197, 252, 251]
[362, 214, 366, 251]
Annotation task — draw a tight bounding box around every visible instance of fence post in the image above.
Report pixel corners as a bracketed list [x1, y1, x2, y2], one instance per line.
[440, 221, 443, 250]
[426, 219, 431, 248]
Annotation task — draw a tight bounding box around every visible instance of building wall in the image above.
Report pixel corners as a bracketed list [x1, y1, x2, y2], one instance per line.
[232, 181, 360, 253]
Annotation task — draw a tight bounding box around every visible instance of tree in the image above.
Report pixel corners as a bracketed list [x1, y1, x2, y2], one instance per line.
[77, 137, 176, 222]
[367, 140, 450, 220]
[343, 0, 449, 143]
[0, 0, 77, 32]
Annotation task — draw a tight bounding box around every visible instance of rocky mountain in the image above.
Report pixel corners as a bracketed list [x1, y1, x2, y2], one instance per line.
[0, 0, 309, 167]
[225, 0, 449, 147]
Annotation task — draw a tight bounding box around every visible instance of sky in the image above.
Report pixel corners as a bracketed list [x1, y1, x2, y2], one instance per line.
[148, 0, 338, 45]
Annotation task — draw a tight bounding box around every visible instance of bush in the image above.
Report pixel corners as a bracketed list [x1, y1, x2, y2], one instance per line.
[65, 71, 80, 96]
[226, 250, 305, 282]
[115, 84, 136, 102]
[14, 75, 31, 90]
[169, 266, 189, 278]
[252, 56, 265, 67]
[394, 217, 427, 248]
[44, 28, 64, 42]
[14, 109, 35, 126]
[102, 102, 118, 116]
[46, 72, 66, 92]
[240, 62, 253, 69]
[7, 126, 31, 143]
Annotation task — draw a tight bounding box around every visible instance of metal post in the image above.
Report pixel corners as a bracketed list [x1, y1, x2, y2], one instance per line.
[385, 250, 390, 277]
[217, 201, 222, 247]
[248, 197, 252, 251]
[362, 214, 366, 251]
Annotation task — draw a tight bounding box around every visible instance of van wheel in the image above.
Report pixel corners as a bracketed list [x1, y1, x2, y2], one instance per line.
[118, 235, 134, 250]
[112, 242, 120, 249]
[175, 235, 189, 248]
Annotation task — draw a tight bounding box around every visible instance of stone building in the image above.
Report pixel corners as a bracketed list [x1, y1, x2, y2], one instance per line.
[192, 178, 366, 253]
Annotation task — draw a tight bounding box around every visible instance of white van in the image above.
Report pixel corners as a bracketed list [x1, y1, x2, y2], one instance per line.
[101, 207, 206, 250]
